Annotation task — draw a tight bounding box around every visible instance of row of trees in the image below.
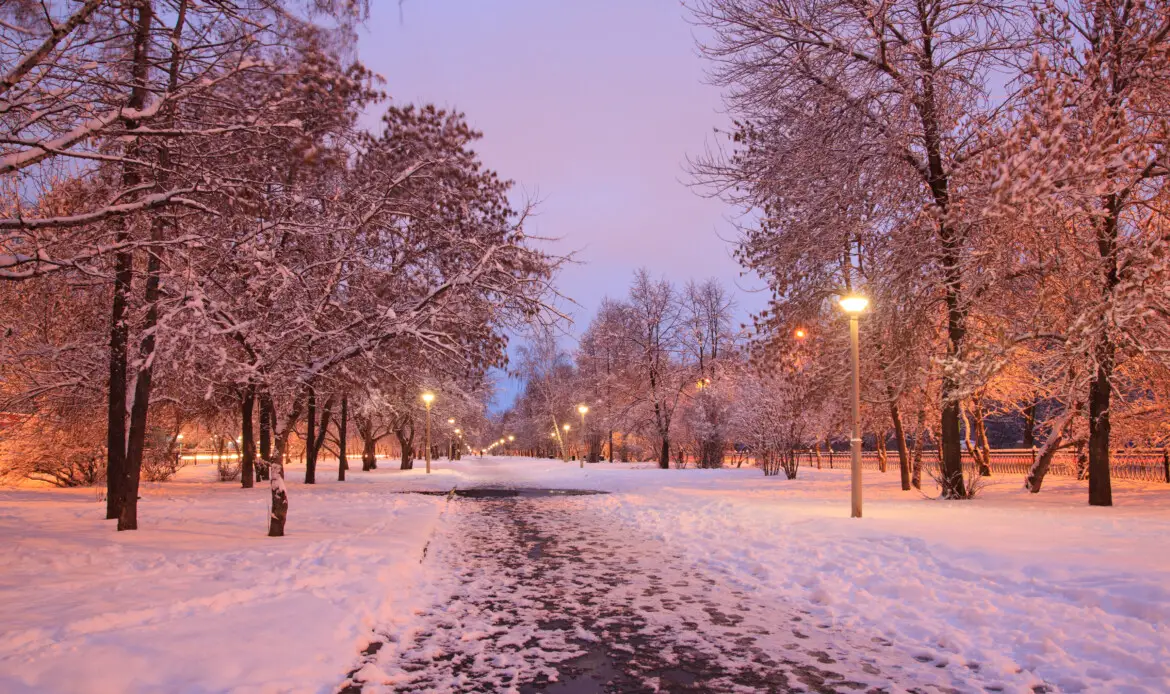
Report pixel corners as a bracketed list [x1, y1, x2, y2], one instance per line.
[689, 0, 1170, 504]
[499, 262, 1166, 495]
[0, 1, 558, 533]
[497, 271, 841, 479]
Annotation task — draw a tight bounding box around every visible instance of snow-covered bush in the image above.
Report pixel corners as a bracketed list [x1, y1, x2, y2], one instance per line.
[0, 413, 106, 487]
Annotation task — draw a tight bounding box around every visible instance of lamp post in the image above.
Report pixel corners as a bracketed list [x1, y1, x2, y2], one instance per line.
[561, 423, 571, 462]
[454, 428, 461, 460]
[447, 418, 455, 459]
[577, 405, 589, 468]
[507, 434, 515, 456]
[421, 392, 435, 474]
[839, 295, 868, 518]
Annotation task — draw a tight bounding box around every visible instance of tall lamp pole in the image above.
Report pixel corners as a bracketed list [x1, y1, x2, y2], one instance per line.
[577, 405, 589, 468]
[422, 392, 435, 474]
[561, 423, 571, 462]
[447, 418, 455, 459]
[839, 295, 868, 518]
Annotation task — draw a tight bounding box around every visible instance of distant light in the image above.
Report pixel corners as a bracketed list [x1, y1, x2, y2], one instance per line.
[454, 428, 461, 435]
[563, 424, 571, 431]
[508, 435, 515, 441]
[577, 404, 589, 415]
[839, 296, 869, 315]
[794, 328, 807, 339]
[447, 418, 455, 425]
[421, 392, 435, 405]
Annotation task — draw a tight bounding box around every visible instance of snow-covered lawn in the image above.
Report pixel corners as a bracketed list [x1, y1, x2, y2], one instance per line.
[0, 464, 447, 694]
[2, 455, 1168, 693]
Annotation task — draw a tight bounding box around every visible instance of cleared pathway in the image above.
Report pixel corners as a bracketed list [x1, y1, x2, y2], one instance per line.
[338, 488, 951, 693]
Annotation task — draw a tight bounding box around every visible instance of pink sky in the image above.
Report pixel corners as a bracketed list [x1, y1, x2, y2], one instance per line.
[357, 0, 767, 330]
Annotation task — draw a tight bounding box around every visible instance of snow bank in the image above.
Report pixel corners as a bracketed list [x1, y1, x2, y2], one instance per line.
[0, 463, 446, 694]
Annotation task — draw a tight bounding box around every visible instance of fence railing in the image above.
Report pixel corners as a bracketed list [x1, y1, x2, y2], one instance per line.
[798, 448, 1170, 483]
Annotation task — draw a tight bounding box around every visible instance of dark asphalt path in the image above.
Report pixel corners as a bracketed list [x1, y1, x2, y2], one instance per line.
[341, 493, 946, 693]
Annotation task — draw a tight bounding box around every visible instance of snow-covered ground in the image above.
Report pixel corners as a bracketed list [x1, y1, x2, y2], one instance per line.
[0, 463, 447, 694]
[2, 455, 1168, 693]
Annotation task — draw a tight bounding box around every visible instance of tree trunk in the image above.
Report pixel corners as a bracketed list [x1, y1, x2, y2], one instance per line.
[875, 431, 888, 473]
[337, 396, 347, 481]
[1087, 194, 1120, 506]
[608, 430, 614, 462]
[362, 436, 377, 471]
[972, 403, 992, 477]
[397, 424, 414, 470]
[257, 393, 273, 481]
[105, 0, 155, 522]
[241, 387, 255, 488]
[890, 401, 911, 491]
[269, 430, 290, 537]
[1023, 400, 1037, 449]
[659, 436, 670, 469]
[106, 246, 129, 520]
[305, 387, 317, 484]
[1026, 404, 1078, 493]
[1088, 342, 1114, 506]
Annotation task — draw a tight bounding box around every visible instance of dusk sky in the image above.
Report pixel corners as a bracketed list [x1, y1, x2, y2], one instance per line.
[356, 1, 768, 335]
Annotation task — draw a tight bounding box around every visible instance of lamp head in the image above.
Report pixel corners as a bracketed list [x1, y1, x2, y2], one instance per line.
[447, 417, 455, 425]
[838, 295, 869, 315]
[508, 435, 515, 442]
[794, 328, 807, 339]
[421, 392, 435, 406]
[577, 404, 589, 415]
[563, 424, 570, 431]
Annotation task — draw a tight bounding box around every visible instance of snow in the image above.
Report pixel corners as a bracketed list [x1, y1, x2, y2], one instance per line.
[0, 463, 446, 694]
[2, 455, 1168, 693]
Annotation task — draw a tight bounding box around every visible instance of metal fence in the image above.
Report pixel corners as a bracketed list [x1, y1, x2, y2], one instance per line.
[798, 448, 1170, 483]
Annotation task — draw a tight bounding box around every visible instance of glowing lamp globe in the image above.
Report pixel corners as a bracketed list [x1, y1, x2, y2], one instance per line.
[838, 296, 869, 315]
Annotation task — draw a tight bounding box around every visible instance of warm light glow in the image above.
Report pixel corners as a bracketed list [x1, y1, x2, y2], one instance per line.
[838, 295, 869, 314]
[176, 434, 184, 440]
[563, 424, 571, 431]
[454, 428, 461, 435]
[421, 392, 435, 405]
[794, 328, 807, 339]
[696, 377, 711, 390]
[447, 417, 455, 425]
[577, 404, 589, 415]
[508, 435, 515, 442]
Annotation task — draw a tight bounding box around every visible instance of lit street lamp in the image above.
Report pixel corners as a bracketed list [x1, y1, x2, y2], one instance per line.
[421, 392, 435, 474]
[577, 404, 589, 468]
[447, 418, 456, 460]
[839, 294, 868, 518]
[561, 423, 571, 462]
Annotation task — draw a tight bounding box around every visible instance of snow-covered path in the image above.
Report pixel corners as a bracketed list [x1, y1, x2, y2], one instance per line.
[342, 489, 954, 693]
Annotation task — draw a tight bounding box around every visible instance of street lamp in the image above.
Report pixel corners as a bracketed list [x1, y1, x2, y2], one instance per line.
[577, 405, 589, 468]
[794, 328, 807, 339]
[839, 294, 868, 518]
[421, 392, 435, 474]
[562, 423, 571, 463]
